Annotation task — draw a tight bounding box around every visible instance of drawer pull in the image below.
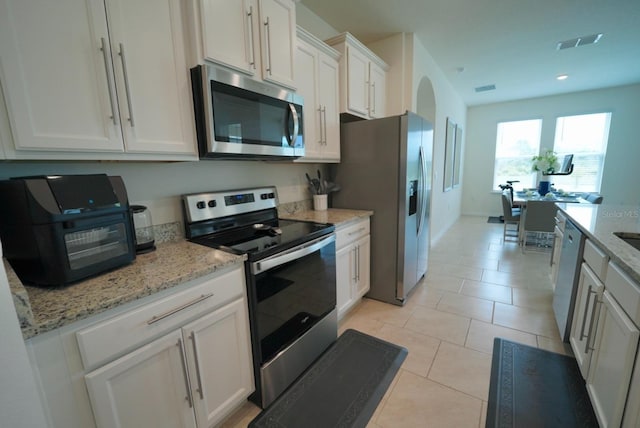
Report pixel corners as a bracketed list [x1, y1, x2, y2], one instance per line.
[579, 286, 595, 340]
[177, 339, 193, 408]
[147, 294, 214, 325]
[585, 297, 601, 353]
[348, 227, 366, 236]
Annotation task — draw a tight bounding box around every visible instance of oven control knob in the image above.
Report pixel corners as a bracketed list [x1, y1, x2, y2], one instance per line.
[196, 201, 206, 209]
[268, 193, 275, 199]
[208, 200, 216, 208]
[260, 193, 268, 200]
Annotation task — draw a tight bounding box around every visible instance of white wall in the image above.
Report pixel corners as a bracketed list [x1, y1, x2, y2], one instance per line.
[462, 83, 640, 217]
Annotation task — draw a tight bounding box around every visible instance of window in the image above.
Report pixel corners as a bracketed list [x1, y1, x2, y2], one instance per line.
[549, 112, 611, 193]
[493, 119, 542, 190]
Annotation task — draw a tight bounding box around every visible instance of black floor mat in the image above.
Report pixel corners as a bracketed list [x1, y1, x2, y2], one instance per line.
[486, 338, 598, 428]
[249, 329, 407, 428]
[488, 216, 504, 223]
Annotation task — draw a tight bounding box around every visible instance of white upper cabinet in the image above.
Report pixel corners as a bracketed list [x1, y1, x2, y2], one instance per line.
[0, 0, 196, 159]
[294, 27, 340, 162]
[325, 32, 389, 120]
[199, 0, 296, 89]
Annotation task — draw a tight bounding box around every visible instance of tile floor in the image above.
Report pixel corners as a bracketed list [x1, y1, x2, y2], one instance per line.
[221, 216, 573, 427]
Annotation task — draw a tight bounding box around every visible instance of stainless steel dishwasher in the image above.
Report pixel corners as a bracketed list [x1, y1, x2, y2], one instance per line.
[552, 218, 585, 342]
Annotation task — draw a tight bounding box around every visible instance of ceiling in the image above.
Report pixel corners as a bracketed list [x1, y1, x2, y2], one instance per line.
[299, 0, 640, 106]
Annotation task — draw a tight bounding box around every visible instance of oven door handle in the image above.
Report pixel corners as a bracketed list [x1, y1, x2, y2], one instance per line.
[251, 234, 335, 274]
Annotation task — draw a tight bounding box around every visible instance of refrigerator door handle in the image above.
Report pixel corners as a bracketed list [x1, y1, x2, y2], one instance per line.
[417, 146, 428, 236]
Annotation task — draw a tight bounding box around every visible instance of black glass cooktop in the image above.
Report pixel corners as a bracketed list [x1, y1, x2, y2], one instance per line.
[191, 219, 334, 260]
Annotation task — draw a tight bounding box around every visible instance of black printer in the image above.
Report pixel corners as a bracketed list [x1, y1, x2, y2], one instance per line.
[0, 174, 136, 286]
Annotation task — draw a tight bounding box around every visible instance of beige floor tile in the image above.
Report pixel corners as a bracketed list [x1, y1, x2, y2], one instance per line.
[348, 298, 413, 328]
[537, 336, 574, 357]
[376, 370, 483, 428]
[423, 272, 465, 293]
[460, 280, 513, 304]
[493, 302, 561, 339]
[465, 319, 538, 354]
[481, 269, 529, 288]
[338, 310, 386, 336]
[428, 263, 483, 281]
[404, 281, 444, 309]
[375, 324, 441, 377]
[405, 306, 471, 345]
[512, 288, 554, 311]
[428, 342, 492, 400]
[437, 292, 495, 323]
[219, 400, 261, 428]
[458, 255, 500, 270]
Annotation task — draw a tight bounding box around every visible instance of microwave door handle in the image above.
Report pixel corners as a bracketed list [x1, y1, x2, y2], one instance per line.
[287, 103, 299, 147]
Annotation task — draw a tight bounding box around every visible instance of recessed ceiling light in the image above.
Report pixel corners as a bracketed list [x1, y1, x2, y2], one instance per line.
[557, 74, 569, 81]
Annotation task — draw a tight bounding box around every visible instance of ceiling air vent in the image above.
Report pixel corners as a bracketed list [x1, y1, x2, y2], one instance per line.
[475, 84, 496, 93]
[557, 33, 603, 50]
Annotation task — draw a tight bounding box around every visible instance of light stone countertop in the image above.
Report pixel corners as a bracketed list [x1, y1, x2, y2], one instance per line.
[7, 240, 245, 339]
[557, 203, 640, 282]
[279, 208, 373, 227]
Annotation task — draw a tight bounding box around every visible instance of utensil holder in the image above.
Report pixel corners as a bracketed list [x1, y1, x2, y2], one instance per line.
[313, 194, 328, 211]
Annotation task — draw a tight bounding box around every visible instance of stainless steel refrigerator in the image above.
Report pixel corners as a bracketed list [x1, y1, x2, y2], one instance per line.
[331, 112, 433, 305]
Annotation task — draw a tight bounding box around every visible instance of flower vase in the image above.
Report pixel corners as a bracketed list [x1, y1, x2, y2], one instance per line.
[538, 180, 550, 195]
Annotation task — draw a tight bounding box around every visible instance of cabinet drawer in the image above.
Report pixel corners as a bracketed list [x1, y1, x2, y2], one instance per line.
[336, 218, 370, 249]
[584, 239, 608, 280]
[76, 267, 244, 370]
[606, 262, 640, 326]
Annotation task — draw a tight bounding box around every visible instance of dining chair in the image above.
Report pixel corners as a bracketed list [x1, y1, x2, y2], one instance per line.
[586, 193, 604, 204]
[501, 192, 521, 243]
[522, 200, 557, 252]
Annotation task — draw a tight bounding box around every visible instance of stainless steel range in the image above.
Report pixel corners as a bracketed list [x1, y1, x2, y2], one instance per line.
[182, 187, 337, 408]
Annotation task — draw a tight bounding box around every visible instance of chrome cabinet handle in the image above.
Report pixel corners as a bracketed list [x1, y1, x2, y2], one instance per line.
[585, 296, 601, 353]
[371, 81, 376, 114]
[318, 106, 324, 145]
[100, 38, 118, 125]
[147, 294, 214, 325]
[352, 247, 358, 282]
[322, 106, 327, 145]
[356, 245, 360, 282]
[177, 339, 193, 408]
[348, 227, 366, 236]
[579, 286, 595, 340]
[264, 17, 272, 74]
[189, 333, 204, 400]
[118, 43, 135, 126]
[246, 6, 256, 69]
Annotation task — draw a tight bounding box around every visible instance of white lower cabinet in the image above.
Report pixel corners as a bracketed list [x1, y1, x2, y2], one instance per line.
[335, 218, 370, 319]
[587, 290, 639, 428]
[569, 263, 604, 378]
[85, 330, 197, 428]
[27, 266, 253, 428]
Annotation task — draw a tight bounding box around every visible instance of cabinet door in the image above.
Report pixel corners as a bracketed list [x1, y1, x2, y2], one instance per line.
[317, 50, 340, 161]
[587, 290, 640, 428]
[0, 0, 123, 152]
[569, 264, 603, 378]
[369, 63, 386, 119]
[182, 298, 254, 428]
[85, 330, 197, 428]
[257, 0, 296, 89]
[336, 244, 354, 319]
[345, 45, 369, 117]
[354, 235, 371, 299]
[105, 0, 196, 154]
[294, 39, 321, 159]
[200, 0, 256, 75]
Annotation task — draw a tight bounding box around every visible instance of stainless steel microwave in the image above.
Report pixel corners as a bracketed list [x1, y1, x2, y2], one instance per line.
[191, 64, 304, 159]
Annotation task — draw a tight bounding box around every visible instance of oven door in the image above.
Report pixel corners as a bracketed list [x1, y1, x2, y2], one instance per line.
[250, 234, 336, 365]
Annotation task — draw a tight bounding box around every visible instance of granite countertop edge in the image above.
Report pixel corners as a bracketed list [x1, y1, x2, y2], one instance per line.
[7, 240, 246, 340]
[556, 203, 640, 283]
[279, 207, 373, 226]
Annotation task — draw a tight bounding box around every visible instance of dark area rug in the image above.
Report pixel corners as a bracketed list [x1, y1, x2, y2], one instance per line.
[486, 338, 598, 428]
[488, 216, 504, 224]
[249, 329, 407, 428]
